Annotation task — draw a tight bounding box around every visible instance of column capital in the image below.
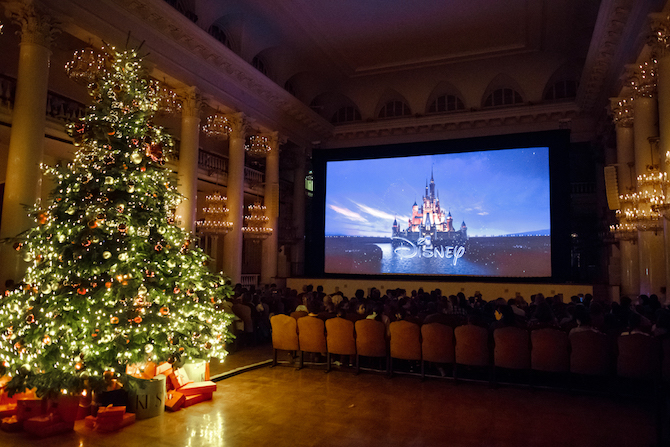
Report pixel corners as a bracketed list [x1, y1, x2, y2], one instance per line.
[179, 86, 202, 118]
[228, 112, 247, 139]
[625, 61, 657, 99]
[5, 1, 60, 49]
[610, 97, 634, 127]
[649, 13, 670, 57]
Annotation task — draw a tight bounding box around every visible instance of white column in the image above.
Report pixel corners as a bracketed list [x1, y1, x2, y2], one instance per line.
[176, 87, 201, 234]
[651, 13, 670, 302]
[610, 98, 639, 298]
[222, 113, 246, 285]
[631, 62, 664, 297]
[291, 147, 307, 276]
[0, 3, 57, 285]
[261, 132, 280, 285]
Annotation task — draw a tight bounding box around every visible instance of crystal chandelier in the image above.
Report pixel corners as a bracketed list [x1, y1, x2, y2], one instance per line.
[242, 201, 272, 239]
[149, 80, 182, 115]
[65, 47, 107, 85]
[202, 114, 232, 139]
[245, 135, 271, 158]
[198, 191, 233, 235]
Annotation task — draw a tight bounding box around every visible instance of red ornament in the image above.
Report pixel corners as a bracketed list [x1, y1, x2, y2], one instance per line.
[133, 316, 142, 324]
[105, 281, 113, 289]
[87, 219, 98, 229]
[110, 316, 119, 324]
[145, 142, 164, 163]
[37, 212, 48, 225]
[77, 287, 87, 295]
[159, 307, 169, 316]
[26, 314, 35, 324]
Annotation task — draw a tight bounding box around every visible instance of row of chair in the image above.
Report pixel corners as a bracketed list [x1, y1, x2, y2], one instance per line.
[270, 314, 667, 383]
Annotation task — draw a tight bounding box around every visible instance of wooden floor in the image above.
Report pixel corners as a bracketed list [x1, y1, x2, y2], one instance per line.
[0, 358, 658, 447]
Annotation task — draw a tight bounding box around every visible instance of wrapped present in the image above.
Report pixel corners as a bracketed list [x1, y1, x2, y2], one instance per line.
[168, 368, 192, 390]
[182, 360, 210, 382]
[1, 415, 21, 432]
[182, 392, 213, 408]
[84, 415, 97, 429]
[156, 362, 173, 376]
[0, 403, 17, 418]
[96, 412, 135, 432]
[23, 412, 61, 432]
[178, 381, 216, 396]
[165, 391, 185, 412]
[97, 405, 125, 425]
[126, 362, 157, 380]
[16, 398, 46, 422]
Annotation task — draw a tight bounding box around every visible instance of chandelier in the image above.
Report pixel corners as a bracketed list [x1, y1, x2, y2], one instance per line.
[242, 201, 272, 239]
[198, 191, 233, 235]
[149, 80, 182, 115]
[202, 114, 231, 139]
[65, 47, 107, 85]
[245, 135, 271, 158]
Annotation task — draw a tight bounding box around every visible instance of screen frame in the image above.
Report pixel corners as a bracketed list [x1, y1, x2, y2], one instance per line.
[307, 130, 571, 283]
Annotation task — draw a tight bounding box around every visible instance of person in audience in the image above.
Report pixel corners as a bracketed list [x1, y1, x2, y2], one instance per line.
[527, 301, 558, 330]
[569, 305, 599, 335]
[620, 312, 650, 336]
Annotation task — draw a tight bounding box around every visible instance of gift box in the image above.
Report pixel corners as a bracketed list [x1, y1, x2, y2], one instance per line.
[126, 374, 166, 420]
[182, 392, 213, 408]
[0, 403, 17, 418]
[156, 362, 173, 376]
[16, 398, 46, 422]
[97, 405, 125, 425]
[96, 412, 135, 432]
[165, 391, 186, 412]
[23, 412, 61, 432]
[182, 360, 210, 382]
[84, 415, 97, 429]
[168, 368, 192, 390]
[177, 381, 217, 396]
[126, 362, 158, 380]
[1, 415, 21, 432]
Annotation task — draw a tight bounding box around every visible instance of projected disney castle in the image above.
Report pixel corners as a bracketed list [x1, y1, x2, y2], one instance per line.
[392, 170, 468, 245]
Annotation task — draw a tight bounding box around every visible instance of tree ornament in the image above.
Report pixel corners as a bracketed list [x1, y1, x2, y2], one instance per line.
[87, 220, 98, 229]
[110, 316, 118, 324]
[118, 252, 129, 261]
[43, 335, 51, 345]
[37, 212, 48, 225]
[118, 223, 127, 233]
[133, 316, 142, 324]
[77, 287, 87, 295]
[138, 284, 148, 296]
[167, 259, 176, 268]
[144, 344, 154, 353]
[159, 306, 169, 316]
[104, 176, 115, 185]
[13, 242, 22, 251]
[26, 314, 35, 324]
[155, 243, 163, 252]
[130, 152, 142, 164]
[105, 282, 113, 289]
[146, 142, 163, 163]
[103, 251, 112, 259]
[20, 364, 31, 375]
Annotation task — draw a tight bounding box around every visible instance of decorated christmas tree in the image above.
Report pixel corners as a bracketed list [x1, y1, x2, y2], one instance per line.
[0, 45, 233, 397]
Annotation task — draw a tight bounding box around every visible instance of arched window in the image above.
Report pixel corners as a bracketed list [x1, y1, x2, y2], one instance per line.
[544, 80, 578, 101]
[428, 94, 465, 114]
[378, 100, 411, 119]
[483, 88, 523, 108]
[208, 24, 231, 49]
[331, 106, 362, 124]
[252, 56, 268, 76]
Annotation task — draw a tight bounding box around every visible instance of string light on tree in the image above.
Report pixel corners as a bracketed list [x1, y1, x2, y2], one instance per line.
[0, 45, 233, 398]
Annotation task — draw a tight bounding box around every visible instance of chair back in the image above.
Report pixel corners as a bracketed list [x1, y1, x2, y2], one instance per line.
[270, 314, 299, 352]
[421, 323, 455, 364]
[454, 324, 489, 367]
[530, 328, 569, 372]
[617, 334, 661, 380]
[232, 303, 254, 333]
[389, 320, 421, 361]
[326, 317, 356, 356]
[355, 319, 387, 358]
[493, 326, 530, 370]
[290, 310, 308, 320]
[297, 316, 327, 353]
[569, 330, 611, 376]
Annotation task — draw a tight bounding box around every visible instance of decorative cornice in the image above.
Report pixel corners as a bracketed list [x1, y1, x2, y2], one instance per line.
[577, 2, 633, 112]
[108, 0, 333, 141]
[228, 112, 247, 140]
[609, 97, 634, 127]
[5, 0, 60, 48]
[649, 12, 670, 57]
[626, 60, 657, 98]
[330, 103, 580, 142]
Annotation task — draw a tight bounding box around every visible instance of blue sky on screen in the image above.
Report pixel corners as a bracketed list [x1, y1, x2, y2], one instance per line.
[325, 147, 550, 237]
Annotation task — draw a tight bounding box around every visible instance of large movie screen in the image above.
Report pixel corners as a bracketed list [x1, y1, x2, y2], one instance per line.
[324, 147, 551, 277]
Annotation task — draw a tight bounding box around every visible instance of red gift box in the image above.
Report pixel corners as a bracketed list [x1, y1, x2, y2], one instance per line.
[168, 369, 192, 390]
[84, 415, 97, 429]
[97, 405, 125, 424]
[156, 362, 172, 376]
[182, 392, 213, 408]
[0, 403, 17, 418]
[96, 412, 135, 432]
[1, 415, 21, 432]
[23, 412, 61, 432]
[16, 398, 46, 422]
[165, 391, 185, 412]
[178, 381, 217, 396]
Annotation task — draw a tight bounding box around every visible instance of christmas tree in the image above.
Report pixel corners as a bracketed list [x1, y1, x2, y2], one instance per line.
[0, 46, 233, 397]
